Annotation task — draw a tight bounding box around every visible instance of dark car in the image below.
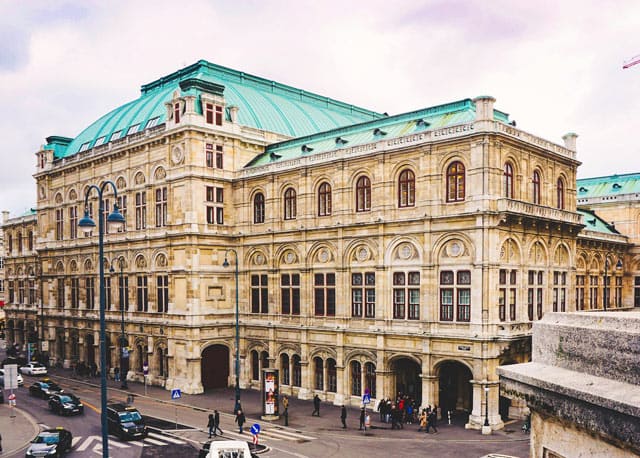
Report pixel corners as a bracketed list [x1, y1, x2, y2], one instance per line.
[107, 403, 148, 440]
[29, 381, 64, 399]
[25, 427, 73, 457]
[49, 393, 84, 416]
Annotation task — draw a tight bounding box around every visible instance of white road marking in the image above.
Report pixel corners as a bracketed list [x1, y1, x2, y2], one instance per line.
[148, 431, 186, 444]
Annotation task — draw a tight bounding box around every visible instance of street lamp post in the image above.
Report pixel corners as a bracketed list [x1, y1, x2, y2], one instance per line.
[79, 181, 125, 458]
[109, 257, 128, 389]
[222, 249, 240, 412]
[603, 255, 623, 312]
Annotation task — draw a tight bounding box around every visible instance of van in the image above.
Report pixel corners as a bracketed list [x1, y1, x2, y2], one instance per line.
[106, 402, 148, 440]
[204, 440, 257, 458]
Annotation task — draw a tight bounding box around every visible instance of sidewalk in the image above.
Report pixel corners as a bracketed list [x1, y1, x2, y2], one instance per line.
[47, 366, 530, 445]
[0, 404, 39, 456]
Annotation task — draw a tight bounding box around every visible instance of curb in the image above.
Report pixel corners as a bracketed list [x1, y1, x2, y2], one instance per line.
[2, 406, 40, 457]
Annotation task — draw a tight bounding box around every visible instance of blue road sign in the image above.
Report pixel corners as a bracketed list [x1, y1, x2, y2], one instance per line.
[171, 389, 182, 400]
[250, 423, 261, 435]
[362, 393, 371, 404]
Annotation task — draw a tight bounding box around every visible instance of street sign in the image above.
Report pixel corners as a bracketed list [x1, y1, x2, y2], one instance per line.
[143, 363, 149, 376]
[362, 393, 371, 405]
[171, 389, 182, 400]
[4, 364, 18, 390]
[250, 423, 261, 435]
[8, 393, 15, 401]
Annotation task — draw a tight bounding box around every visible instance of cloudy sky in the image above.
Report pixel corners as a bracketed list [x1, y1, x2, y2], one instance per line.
[1, 0, 638, 217]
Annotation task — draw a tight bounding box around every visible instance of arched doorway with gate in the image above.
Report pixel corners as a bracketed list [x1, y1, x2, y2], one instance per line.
[201, 344, 230, 390]
[390, 356, 422, 405]
[437, 360, 473, 418]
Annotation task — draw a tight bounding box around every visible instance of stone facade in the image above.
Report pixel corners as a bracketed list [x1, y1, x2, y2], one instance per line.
[499, 312, 640, 457]
[2, 61, 637, 431]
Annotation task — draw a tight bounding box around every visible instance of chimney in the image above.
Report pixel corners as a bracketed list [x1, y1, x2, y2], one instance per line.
[562, 132, 578, 151]
[473, 95, 496, 121]
[2, 210, 9, 224]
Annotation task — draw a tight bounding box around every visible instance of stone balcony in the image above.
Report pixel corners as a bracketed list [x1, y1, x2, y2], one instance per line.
[496, 199, 584, 227]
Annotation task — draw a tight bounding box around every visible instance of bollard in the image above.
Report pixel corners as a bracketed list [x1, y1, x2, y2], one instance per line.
[448, 410, 451, 425]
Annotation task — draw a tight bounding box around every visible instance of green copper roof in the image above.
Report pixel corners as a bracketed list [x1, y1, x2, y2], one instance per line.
[54, 60, 385, 159]
[577, 173, 640, 198]
[247, 98, 509, 167]
[577, 208, 619, 234]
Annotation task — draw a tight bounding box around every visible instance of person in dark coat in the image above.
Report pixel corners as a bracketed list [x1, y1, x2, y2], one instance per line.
[207, 414, 215, 438]
[235, 409, 246, 433]
[213, 410, 223, 436]
[426, 409, 438, 433]
[312, 394, 321, 416]
[340, 405, 347, 428]
[359, 407, 366, 430]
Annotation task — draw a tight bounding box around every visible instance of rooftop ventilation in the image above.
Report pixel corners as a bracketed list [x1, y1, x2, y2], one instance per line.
[579, 186, 588, 192]
[415, 119, 430, 128]
[612, 183, 621, 189]
[373, 128, 387, 136]
[301, 144, 314, 153]
[587, 218, 596, 225]
[335, 137, 348, 145]
[269, 152, 282, 161]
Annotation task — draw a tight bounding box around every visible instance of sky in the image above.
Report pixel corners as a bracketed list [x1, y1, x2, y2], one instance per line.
[1, 0, 639, 218]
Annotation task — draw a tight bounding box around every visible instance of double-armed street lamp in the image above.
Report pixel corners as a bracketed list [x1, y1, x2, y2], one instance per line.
[603, 255, 623, 311]
[109, 256, 128, 389]
[222, 249, 241, 412]
[78, 180, 125, 458]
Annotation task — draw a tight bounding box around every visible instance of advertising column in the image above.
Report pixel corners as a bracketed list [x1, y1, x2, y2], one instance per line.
[261, 368, 279, 420]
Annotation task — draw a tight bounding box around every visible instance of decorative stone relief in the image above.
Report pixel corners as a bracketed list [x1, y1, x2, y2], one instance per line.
[55, 193, 63, 204]
[356, 247, 369, 262]
[171, 146, 184, 165]
[317, 248, 330, 263]
[255, 253, 265, 265]
[448, 241, 463, 258]
[136, 256, 147, 269]
[285, 251, 296, 264]
[70, 260, 78, 272]
[154, 167, 166, 181]
[84, 259, 93, 272]
[55, 261, 65, 273]
[116, 177, 127, 190]
[156, 253, 168, 268]
[69, 189, 77, 201]
[39, 185, 46, 199]
[397, 243, 414, 260]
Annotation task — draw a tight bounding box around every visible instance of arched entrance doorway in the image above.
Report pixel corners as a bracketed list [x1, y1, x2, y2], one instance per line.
[201, 345, 229, 390]
[391, 357, 422, 404]
[438, 360, 473, 416]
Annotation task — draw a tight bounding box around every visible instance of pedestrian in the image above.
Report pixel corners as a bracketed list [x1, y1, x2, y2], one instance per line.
[235, 409, 246, 433]
[418, 410, 427, 431]
[282, 395, 289, 426]
[0, 431, 2, 452]
[340, 405, 347, 428]
[114, 366, 120, 382]
[376, 399, 384, 422]
[426, 409, 438, 433]
[359, 407, 365, 430]
[213, 410, 223, 436]
[207, 413, 215, 438]
[312, 394, 321, 416]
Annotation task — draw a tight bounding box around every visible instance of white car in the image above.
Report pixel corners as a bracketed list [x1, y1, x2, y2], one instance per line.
[0, 368, 24, 386]
[19, 362, 48, 376]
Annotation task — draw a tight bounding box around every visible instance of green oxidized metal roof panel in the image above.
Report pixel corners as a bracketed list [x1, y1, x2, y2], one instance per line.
[577, 173, 640, 198]
[577, 208, 619, 234]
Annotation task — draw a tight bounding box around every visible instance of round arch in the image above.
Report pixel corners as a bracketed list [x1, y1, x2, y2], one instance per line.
[201, 344, 230, 390]
[388, 354, 423, 404]
[435, 360, 473, 416]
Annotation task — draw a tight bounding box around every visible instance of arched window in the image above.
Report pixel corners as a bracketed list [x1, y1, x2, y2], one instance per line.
[327, 358, 337, 392]
[532, 171, 541, 204]
[504, 162, 514, 198]
[365, 362, 376, 398]
[284, 188, 297, 220]
[556, 178, 565, 210]
[350, 360, 362, 396]
[280, 354, 290, 385]
[253, 193, 265, 224]
[314, 357, 324, 390]
[7, 234, 12, 253]
[398, 169, 415, 207]
[446, 161, 465, 202]
[261, 351, 269, 377]
[318, 182, 332, 216]
[355, 176, 371, 212]
[251, 350, 260, 380]
[136, 344, 148, 372]
[292, 355, 302, 387]
[158, 347, 167, 377]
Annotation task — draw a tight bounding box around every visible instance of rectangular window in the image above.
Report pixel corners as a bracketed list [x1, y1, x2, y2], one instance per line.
[137, 275, 148, 312]
[440, 289, 454, 321]
[205, 186, 224, 225]
[527, 288, 534, 321]
[216, 105, 223, 125]
[281, 273, 300, 315]
[589, 275, 599, 309]
[78, 141, 90, 153]
[251, 274, 268, 314]
[126, 124, 140, 136]
[441, 270, 470, 322]
[103, 198, 110, 234]
[314, 273, 336, 316]
[94, 136, 106, 147]
[458, 289, 471, 322]
[351, 272, 375, 318]
[157, 275, 169, 313]
[206, 143, 214, 167]
[509, 289, 516, 320]
[174, 103, 180, 123]
[145, 117, 159, 129]
[500, 269, 518, 321]
[8, 281, 14, 303]
[110, 130, 122, 141]
[135, 191, 146, 230]
[216, 146, 223, 169]
[71, 278, 79, 309]
[614, 276, 622, 308]
[105, 277, 112, 310]
[57, 278, 65, 309]
[85, 277, 95, 310]
[155, 187, 167, 227]
[119, 275, 129, 311]
[18, 280, 25, 304]
[56, 208, 64, 240]
[576, 275, 585, 310]
[0, 279, 4, 293]
[205, 103, 214, 124]
[117, 195, 127, 232]
[69, 206, 78, 239]
[635, 277, 640, 307]
[28, 280, 36, 304]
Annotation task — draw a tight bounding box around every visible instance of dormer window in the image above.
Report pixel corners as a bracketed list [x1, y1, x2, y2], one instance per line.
[612, 183, 621, 189]
[145, 117, 160, 129]
[205, 103, 223, 126]
[126, 124, 140, 136]
[94, 136, 106, 147]
[373, 128, 387, 136]
[110, 130, 122, 141]
[78, 142, 90, 153]
[174, 102, 181, 124]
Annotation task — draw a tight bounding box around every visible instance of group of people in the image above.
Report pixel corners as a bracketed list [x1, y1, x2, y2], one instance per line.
[375, 393, 439, 432]
[418, 406, 439, 433]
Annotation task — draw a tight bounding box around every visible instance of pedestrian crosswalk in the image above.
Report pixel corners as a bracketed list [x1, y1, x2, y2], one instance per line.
[219, 426, 315, 443]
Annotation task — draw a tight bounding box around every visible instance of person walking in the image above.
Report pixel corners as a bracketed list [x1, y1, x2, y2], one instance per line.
[359, 407, 365, 430]
[418, 410, 427, 432]
[114, 366, 120, 382]
[207, 414, 215, 438]
[213, 410, 223, 436]
[282, 395, 289, 426]
[426, 409, 438, 433]
[312, 394, 321, 416]
[340, 405, 347, 429]
[235, 409, 246, 433]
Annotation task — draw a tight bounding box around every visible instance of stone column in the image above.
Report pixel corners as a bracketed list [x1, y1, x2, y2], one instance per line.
[333, 364, 346, 405]
[421, 375, 438, 410]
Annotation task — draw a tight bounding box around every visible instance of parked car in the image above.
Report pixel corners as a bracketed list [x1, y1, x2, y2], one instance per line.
[20, 362, 48, 376]
[49, 393, 84, 416]
[29, 380, 64, 399]
[0, 368, 24, 386]
[106, 403, 148, 440]
[25, 427, 72, 457]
